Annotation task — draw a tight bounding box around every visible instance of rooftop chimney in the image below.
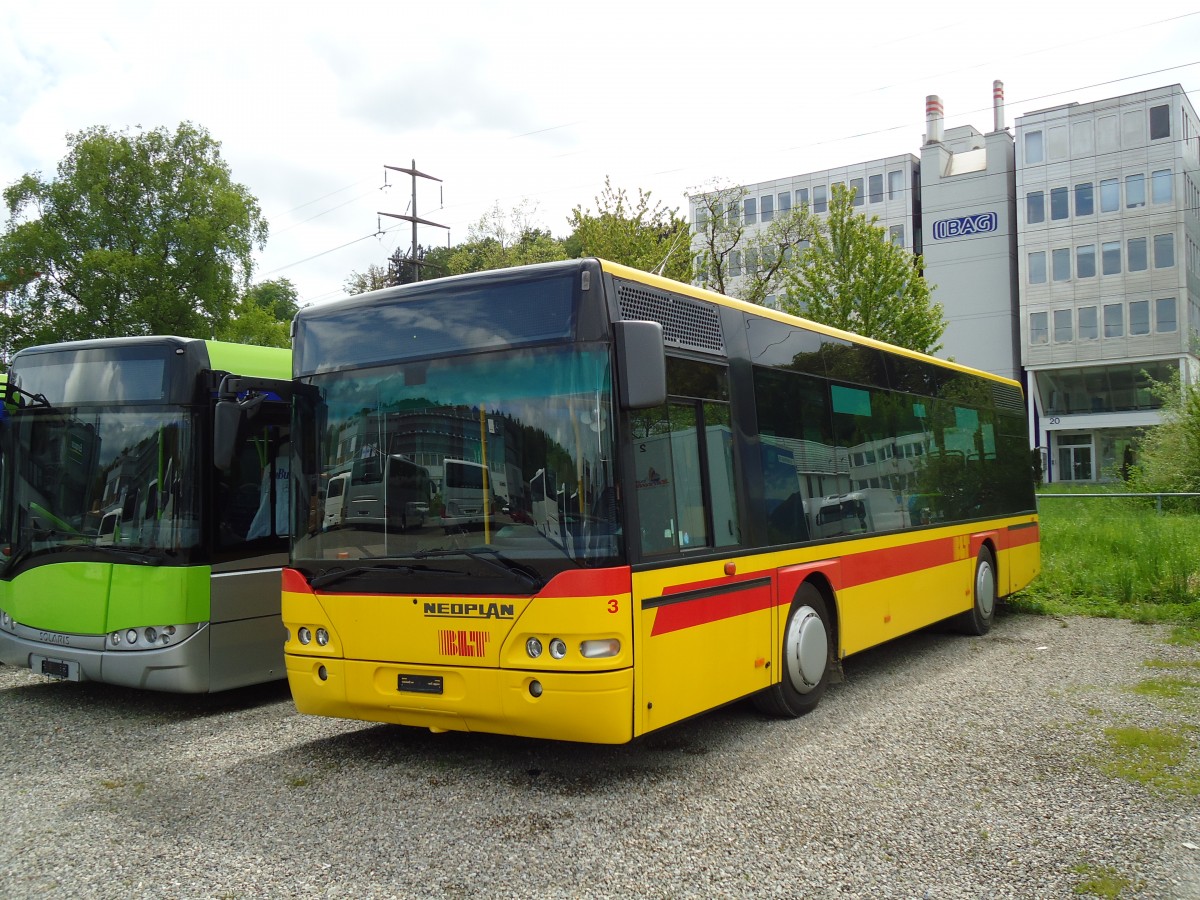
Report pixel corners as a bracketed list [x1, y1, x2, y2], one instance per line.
[993, 80, 1006, 131]
[925, 95, 944, 144]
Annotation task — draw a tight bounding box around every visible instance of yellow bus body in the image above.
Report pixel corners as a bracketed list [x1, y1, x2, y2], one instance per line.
[285, 514, 1038, 744]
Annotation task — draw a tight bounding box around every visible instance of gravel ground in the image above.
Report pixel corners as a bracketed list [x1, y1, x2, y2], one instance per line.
[1, 611, 1198, 899]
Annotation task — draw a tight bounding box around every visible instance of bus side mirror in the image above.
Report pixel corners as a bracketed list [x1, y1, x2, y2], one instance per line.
[614, 320, 666, 410]
[213, 400, 243, 472]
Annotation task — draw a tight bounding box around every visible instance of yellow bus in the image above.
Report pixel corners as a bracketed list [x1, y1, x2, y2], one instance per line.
[277, 259, 1039, 743]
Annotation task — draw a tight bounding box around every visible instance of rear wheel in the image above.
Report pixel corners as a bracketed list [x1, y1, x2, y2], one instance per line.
[955, 546, 997, 636]
[753, 583, 832, 718]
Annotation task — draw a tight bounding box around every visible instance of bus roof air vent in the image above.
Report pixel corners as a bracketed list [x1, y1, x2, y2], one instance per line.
[615, 280, 724, 355]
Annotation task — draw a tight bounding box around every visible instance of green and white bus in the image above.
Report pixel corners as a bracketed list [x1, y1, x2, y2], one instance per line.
[0, 336, 292, 692]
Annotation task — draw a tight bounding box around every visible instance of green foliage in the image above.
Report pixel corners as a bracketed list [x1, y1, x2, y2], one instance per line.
[1010, 496, 1200, 624]
[0, 122, 266, 355]
[780, 184, 945, 355]
[344, 262, 393, 296]
[1126, 374, 1200, 495]
[564, 177, 691, 281]
[214, 277, 297, 348]
[439, 202, 567, 276]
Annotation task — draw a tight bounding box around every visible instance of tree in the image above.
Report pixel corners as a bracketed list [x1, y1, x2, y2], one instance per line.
[439, 202, 567, 276]
[689, 180, 747, 297]
[1127, 374, 1200, 494]
[344, 263, 393, 296]
[565, 177, 691, 281]
[0, 122, 266, 357]
[780, 184, 945, 355]
[688, 179, 815, 303]
[215, 278, 298, 348]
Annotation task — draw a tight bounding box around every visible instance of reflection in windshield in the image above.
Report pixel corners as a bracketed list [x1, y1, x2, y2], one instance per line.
[6, 408, 198, 564]
[293, 345, 620, 582]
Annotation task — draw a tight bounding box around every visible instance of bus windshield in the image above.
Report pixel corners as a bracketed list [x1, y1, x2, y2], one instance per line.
[293, 343, 619, 588]
[5, 406, 200, 566]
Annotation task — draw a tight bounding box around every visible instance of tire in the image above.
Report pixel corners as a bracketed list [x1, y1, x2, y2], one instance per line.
[954, 546, 997, 636]
[753, 583, 833, 718]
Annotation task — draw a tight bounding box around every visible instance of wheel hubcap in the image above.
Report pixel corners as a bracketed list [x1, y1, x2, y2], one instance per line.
[784, 606, 828, 694]
[977, 560, 996, 618]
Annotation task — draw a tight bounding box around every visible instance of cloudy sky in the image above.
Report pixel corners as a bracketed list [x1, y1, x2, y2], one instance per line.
[2, 1, 1199, 306]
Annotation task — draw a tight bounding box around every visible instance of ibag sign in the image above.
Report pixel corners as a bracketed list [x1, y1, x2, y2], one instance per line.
[932, 211, 998, 240]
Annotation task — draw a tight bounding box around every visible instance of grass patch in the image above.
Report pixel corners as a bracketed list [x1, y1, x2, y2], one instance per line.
[1071, 862, 1139, 897]
[1098, 725, 1200, 797]
[1014, 494, 1200, 625]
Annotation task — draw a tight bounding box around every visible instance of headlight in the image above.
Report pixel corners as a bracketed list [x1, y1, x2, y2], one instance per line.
[315, 628, 329, 647]
[548, 638, 567, 659]
[298, 627, 312, 645]
[525, 637, 543, 658]
[580, 639, 621, 659]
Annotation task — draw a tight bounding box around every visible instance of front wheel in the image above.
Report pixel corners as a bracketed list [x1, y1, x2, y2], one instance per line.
[954, 546, 997, 636]
[753, 583, 833, 718]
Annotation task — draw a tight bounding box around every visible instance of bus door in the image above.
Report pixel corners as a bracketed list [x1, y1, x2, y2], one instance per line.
[628, 364, 770, 734]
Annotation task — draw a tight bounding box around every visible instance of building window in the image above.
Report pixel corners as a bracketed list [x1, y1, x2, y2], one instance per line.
[1157, 297, 1178, 332]
[778, 192, 791, 213]
[1150, 104, 1171, 140]
[797, 187, 809, 208]
[1074, 182, 1094, 216]
[761, 194, 774, 223]
[1027, 191, 1045, 224]
[1126, 173, 1146, 208]
[1128, 237, 1148, 272]
[813, 185, 827, 214]
[744, 197, 757, 225]
[1102, 241, 1122, 275]
[1052, 248, 1071, 281]
[1100, 178, 1119, 212]
[1078, 306, 1098, 340]
[1030, 311, 1048, 344]
[727, 203, 740, 225]
[889, 224, 905, 247]
[1130, 300, 1150, 336]
[1051, 187, 1069, 220]
[1152, 169, 1173, 204]
[1053, 309, 1073, 342]
[887, 170, 903, 200]
[1025, 130, 1044, 163]
[1029, 251, 1047, 284]
[1076, 244, 1096, 278]
[1103, 302, 1124, 338]
[1154, 233, 1175, 268]
[869, 174, 883, 203]
[850, 178, 864, 206]
[730, 250, 742, 276]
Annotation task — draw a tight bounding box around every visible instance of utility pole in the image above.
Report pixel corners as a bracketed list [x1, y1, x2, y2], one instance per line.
[379, 160, 448, 282]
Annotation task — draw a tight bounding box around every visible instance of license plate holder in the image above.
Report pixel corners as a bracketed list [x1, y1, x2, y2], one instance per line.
[398, 674, 443, 695]
[32, 655, 80, 682]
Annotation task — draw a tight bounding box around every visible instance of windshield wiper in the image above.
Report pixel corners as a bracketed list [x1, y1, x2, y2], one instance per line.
[309, 561, 429, 589]
[411, 548, 543, 590]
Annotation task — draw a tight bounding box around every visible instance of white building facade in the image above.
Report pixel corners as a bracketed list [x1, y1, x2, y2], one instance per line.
[1015, 85, 1200, 482]
[695, 82, 1200, 483]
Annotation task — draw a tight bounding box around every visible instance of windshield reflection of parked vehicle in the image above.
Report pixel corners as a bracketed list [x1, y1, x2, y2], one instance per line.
[322, 454, 434, 532]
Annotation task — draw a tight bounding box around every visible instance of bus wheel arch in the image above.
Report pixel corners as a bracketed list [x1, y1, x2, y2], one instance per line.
[955, 542, 998, 636]
[753, 578, 836, 719]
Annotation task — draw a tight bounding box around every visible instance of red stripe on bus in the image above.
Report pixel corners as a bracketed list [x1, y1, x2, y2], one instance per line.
[838, 538, 955, 588]
[650, 578, 774, 636]
[1005, 523, 1040, 548]
[537, 566, 632, 599]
